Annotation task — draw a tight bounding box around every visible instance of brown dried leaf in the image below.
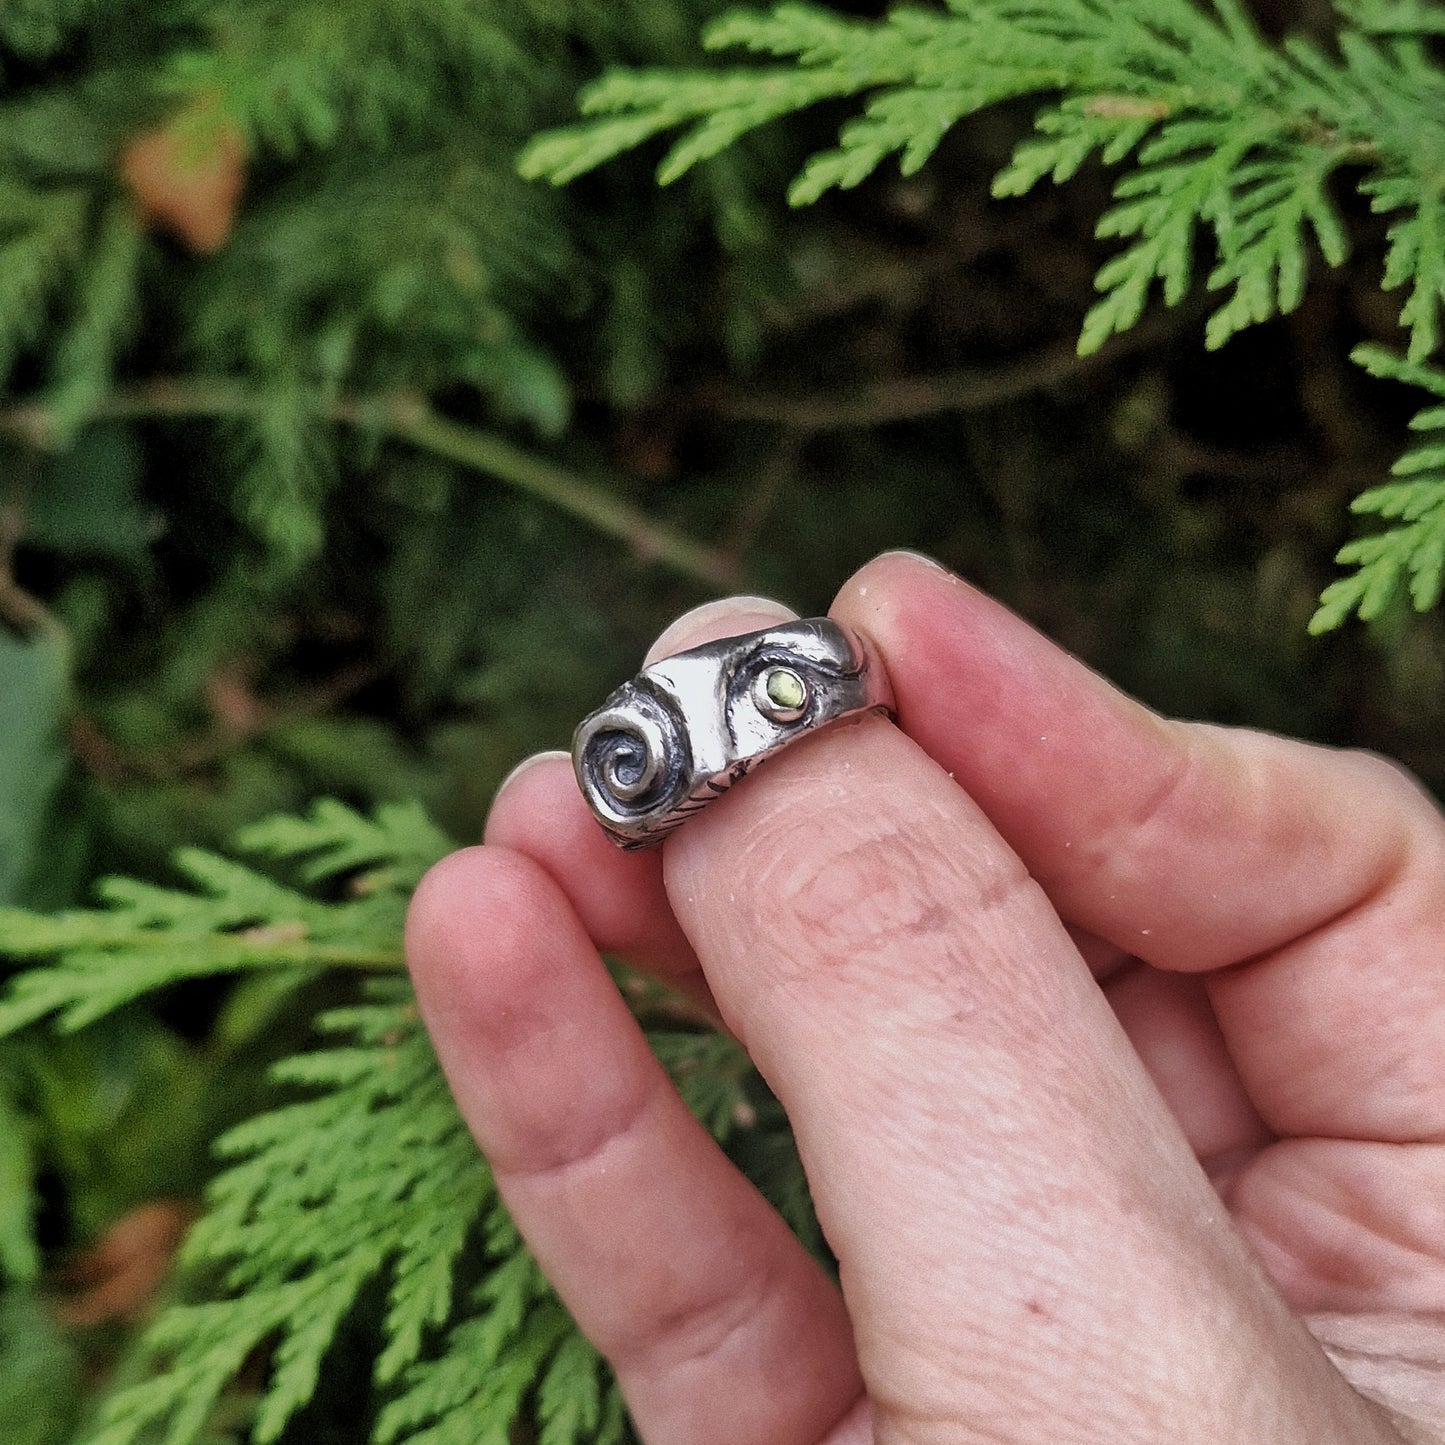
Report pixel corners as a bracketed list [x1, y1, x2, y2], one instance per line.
[53, 1199, 196, 1328]
[120, 104, 245, 254]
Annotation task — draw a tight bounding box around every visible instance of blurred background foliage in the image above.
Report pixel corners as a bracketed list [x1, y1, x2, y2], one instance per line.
[1, 0, 1443, 1439]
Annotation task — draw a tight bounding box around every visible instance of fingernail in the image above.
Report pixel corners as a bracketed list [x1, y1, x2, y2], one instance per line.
[876, 548, 953, 575]
[644, 595, 798, 666]
[495, 749, 570, 800]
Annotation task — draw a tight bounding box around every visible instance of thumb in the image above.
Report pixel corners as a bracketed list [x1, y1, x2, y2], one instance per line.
[649, 612, 1400, 1443]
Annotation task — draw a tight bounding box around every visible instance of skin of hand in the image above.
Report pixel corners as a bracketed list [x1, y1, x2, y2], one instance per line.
[404, 552, 1445, 1445]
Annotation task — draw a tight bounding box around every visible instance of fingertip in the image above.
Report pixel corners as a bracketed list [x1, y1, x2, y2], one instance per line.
[484, 750, 581, 849]
[405, 844, 572, 1034]
[492, 749, 572, 813]
[484, 749, 708, 994]
[644, 595, 797, 666]
[832, 549, 967, 625]
[408, 842, 540, 950]
[404, 843, 487, 973]
[830, 552, 1002, 721]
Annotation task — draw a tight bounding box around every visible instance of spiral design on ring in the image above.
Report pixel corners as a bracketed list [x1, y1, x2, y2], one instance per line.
[574, 684, 692, 826]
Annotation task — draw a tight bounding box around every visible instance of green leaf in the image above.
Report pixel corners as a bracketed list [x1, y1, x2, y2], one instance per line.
[375, 1299, 570, 1445]
[0, 182, 89, 385]
[1340, 0, 1445, 36]
[1368, 175, 1445, 362]
[520, 0, 1445, 392]
[1204, 147, 1349, 349]
[536, 1330, 610, 1445]
[1353, 340, 1445, 397]
[228, 386, 335, 579]
[235, 798, 451, 890]
[0, 89, 107, 176]
[650, 1030, 754, 1142]
[0, 802, 619, 1445]
[47, 200, 146, 435]
[993, 99, 1163, 198]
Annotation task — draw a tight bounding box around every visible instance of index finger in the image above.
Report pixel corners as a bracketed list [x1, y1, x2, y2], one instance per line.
[834, 552, 1445, 1145]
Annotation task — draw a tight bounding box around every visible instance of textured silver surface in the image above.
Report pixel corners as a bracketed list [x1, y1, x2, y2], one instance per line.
[573, 618, 894, 849]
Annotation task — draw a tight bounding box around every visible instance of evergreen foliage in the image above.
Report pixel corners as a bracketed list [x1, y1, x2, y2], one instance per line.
[0, 0, 755, 601]
[1311, 344, 1445, 625]
[0, 801, 805, 1443]
[0, 5, 779, 1430]
[88, 984, 492, 1445]
[5, 3, 1445, 1443]
[0, 799, 449, 1036]
[521, 0, 1445, 625]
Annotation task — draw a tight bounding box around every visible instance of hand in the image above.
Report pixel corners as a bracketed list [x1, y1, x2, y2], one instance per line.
[405, 552, 1445, 1444]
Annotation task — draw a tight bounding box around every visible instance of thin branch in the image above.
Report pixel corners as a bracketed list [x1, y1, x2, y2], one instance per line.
[352, 395, 740, 588]
[0, 381, 741, 591]
[698, 307, 1191, 431]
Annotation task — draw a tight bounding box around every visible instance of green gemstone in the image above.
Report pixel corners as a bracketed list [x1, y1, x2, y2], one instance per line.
[765, 668, 806, 710]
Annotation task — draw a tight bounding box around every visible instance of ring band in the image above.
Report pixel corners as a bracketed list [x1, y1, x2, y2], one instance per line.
[573, 618, 894, 849]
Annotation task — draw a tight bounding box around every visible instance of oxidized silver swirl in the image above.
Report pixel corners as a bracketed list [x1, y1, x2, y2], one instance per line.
[573, 618, 894, 849]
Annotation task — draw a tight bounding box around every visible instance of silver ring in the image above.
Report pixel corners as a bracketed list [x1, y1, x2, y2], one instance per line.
[573, 617, 894, 849]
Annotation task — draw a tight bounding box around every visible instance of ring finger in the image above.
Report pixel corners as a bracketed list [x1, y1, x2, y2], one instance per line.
[406, 841, 863, 1445]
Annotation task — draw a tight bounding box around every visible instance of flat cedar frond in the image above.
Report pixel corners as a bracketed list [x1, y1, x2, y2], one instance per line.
[176, 126, 579, 573]
[0, 1068, 39, 1283]
[1342, 0, 1445, 34]
[648, 1029, 754, 1140]
[374, 1215, 624, 1445]
[47, 197, 146, 434]
[518, 0, 1393, 353]
[81, 980, 488, 1445]
[124, 1015, 729, 1445]
[1311, 345, 1445, 630]
[1371, 175, 1445, 363]
[520, 0, 1445, 625]
[0, 2, 613, 591]
[236, 798, 454, 890]
[0, 803, 425, 1035]
[0, 793, 440, 1043]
